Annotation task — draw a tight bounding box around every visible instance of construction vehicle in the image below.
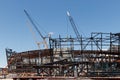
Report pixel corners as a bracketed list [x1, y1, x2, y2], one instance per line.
[67, 11, 82, 43]
[67, 11, 85, 74]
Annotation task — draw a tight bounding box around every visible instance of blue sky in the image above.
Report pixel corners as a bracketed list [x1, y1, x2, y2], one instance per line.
[0, 0, 120, 67]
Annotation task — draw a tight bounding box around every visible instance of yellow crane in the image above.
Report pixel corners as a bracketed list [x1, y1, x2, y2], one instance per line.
[24, 10, 48, 49]
[27, 21, 41, 49]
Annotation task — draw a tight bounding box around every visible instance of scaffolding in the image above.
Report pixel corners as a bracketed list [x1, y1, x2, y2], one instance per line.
[6, 32, 120, 77]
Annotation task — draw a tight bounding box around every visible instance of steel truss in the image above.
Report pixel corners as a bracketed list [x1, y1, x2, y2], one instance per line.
[6, 32, 120, 77]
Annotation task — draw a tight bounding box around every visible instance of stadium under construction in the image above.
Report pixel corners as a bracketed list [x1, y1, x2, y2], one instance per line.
[6, 32, 120, 78]
[4, 11, 120, 79]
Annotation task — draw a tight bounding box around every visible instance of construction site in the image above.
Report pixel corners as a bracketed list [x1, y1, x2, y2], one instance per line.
[2, 11, 120, 80]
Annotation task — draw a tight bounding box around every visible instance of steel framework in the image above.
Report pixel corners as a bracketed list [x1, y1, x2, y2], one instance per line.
[6, 32, 120, 77]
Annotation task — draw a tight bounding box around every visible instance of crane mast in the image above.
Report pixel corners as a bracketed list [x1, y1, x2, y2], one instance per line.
[24, 10, 48, 49]
[67, 11, 81, 43]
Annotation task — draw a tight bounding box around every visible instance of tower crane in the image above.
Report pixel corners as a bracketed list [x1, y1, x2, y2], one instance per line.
[67, 11, 82, 43]
[24, 10, 48, 49]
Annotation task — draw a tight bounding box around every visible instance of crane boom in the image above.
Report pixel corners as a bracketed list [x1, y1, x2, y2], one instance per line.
[24, 10, 48, 49]
[24, 10, 44, 39]
[67, 12, 84, 71]
[67, 11, 81, 42]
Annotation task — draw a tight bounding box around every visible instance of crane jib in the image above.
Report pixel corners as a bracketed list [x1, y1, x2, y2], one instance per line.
[24, 10, 44, 39]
